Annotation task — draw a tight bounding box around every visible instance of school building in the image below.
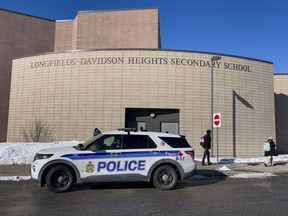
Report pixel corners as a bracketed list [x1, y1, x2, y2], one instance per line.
[1, 8, 287, 156]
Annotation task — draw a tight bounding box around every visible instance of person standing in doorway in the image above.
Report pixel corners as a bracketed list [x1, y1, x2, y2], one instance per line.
[264, 137, 278, 167]
[201, 129, 212, 166]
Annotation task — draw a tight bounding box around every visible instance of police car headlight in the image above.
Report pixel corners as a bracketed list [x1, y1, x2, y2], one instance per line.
[34, 153, 53, 161]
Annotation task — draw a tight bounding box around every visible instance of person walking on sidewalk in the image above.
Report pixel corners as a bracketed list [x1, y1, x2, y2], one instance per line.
[201, 129, 212, 166]
[264, 136, 278, 167]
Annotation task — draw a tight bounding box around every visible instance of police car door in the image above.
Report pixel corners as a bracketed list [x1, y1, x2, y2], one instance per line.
[121, 134, 157, 178]
[83, 135, 123, 179]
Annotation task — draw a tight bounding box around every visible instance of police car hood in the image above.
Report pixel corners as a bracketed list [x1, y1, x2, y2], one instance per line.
[38, 146, 78, 154]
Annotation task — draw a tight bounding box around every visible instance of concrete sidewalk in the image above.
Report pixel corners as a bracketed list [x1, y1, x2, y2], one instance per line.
[195, 160, 288, 177]
[0, 161, 287, 177]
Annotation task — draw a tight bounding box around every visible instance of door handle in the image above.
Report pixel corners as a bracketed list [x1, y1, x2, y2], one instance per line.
[152, 150, 159, 154]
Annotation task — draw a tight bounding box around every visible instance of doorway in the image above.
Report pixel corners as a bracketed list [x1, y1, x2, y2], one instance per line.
[125, 108, 180, 133]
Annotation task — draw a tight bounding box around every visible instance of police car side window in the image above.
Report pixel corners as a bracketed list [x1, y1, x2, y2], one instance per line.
[158, 137, 190, 148]
[109, 135, 122, 149]
[87, 135, 122, 151]
[148, 137, 157, 148]
[122, 135, 145, 149]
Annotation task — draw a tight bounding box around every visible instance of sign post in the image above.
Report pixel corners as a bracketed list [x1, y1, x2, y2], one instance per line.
[213, 113, 221, 167]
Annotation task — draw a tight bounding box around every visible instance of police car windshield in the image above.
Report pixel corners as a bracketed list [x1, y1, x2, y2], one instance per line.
[82, 134, 103, 148]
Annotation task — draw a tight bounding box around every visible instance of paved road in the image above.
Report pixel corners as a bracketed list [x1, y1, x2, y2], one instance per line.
[1, 174, 288, 216]
[1, 161, 288, 216]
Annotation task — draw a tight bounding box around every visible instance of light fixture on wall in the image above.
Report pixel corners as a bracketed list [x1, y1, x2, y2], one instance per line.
[150, 112, 156, 118]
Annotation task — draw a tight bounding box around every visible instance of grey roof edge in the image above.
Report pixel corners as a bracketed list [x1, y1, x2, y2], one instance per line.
[0, 8, 55, 22]
[57, 8, 158, 23]
[1, 7, 158, 22]
[76, 7, 158, 15]
[14, 48, 273, 65]
[274, 73, 288, 75]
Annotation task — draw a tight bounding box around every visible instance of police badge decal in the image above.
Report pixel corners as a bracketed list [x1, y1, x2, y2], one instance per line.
[85, 161, 95, 173]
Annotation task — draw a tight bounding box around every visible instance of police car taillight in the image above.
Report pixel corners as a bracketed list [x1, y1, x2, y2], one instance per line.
[185, 150, 195, 159]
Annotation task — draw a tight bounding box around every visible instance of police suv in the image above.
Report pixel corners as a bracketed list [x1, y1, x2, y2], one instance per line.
[31, 129, 196, 193]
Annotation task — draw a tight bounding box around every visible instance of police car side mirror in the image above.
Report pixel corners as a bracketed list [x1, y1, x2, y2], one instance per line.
[77, 143, 84, 150]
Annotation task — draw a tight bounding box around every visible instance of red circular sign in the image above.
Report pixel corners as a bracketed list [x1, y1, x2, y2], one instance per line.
[214, 114, 220, 126]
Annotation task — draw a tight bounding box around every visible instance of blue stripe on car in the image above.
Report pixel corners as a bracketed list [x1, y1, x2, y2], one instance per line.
[61, 151, 179, 160]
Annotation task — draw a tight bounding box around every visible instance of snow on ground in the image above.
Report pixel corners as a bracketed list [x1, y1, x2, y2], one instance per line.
[0, 176, 31, 181]
[218, 165, 231, 171]
[230, 172, 277, 179]
[0, 141, 288, 181]
[203, 155, 288, 164]
[0, 141, 80, 165]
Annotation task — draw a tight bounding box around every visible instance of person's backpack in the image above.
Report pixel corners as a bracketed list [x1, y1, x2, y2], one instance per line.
[200, 135, 206, 146]
[263, 142, 271, 151]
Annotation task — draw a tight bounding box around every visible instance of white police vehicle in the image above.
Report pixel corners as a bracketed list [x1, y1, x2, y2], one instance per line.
[31, 129, 196, 193]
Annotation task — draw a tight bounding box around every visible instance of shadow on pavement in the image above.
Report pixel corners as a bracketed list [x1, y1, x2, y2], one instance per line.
[219, 158, 236, 164]
[177, 169, 227, 189]
[69, 168, 228, 192]
[194, 169, 227, 177]
[72, 182, 153, 192]
[275, 162, 287, 166]
[246, 163, 261, 166]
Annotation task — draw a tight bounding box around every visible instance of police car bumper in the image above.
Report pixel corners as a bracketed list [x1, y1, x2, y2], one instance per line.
[31, 162, 43, 185]
[182, 165, 197, 179]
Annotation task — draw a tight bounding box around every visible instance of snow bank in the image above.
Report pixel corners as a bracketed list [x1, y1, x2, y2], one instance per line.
[0, 141, 79, 165]
[195, 154, 288, 164]
[0, 176, 31, 181]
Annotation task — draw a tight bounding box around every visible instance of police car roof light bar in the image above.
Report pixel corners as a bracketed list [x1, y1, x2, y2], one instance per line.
[117, 128, 137, 134]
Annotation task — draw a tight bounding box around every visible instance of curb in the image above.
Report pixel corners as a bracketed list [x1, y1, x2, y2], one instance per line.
[0, 165, 31, 176]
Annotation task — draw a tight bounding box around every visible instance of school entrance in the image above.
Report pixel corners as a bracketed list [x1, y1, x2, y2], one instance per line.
[125, 108, 180, 134]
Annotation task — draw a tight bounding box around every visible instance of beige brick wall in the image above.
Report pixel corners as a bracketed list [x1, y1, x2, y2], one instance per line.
[0, 9, 55, 141]
[8, 50, 275, 157]
[0, 8, 160, 142]
[54, 8, 160, 50]
[274, 74, 288, 153]
[54, 20, 73, 51]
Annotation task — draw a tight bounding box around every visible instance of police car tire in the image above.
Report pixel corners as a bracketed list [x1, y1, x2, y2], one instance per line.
[45, 165, 74, 193]
[153, 165, 177, 190]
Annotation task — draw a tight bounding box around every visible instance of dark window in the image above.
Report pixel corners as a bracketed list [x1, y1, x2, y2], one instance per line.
[123, 135, 156, 149]
[148, 137, 157, 148]
[86, 135, 122, 151]
[159, 136, 190, 148]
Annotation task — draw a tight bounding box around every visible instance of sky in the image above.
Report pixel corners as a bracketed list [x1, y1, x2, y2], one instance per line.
[0, 141, 288, 181]
[0, 0, 287, 73]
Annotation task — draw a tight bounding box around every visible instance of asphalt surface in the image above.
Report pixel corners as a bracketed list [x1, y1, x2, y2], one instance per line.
[2, 173, 288, 216]
[0, 160, 287, 177]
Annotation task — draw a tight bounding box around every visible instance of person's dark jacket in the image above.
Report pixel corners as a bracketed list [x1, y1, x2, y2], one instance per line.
[204, 134, 211, 149]
[264, 139, 278, 156]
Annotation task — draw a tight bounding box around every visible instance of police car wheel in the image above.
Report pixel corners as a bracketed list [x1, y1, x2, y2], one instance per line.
[153, 165, 177, 190]
[45, 165, 73, 193]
